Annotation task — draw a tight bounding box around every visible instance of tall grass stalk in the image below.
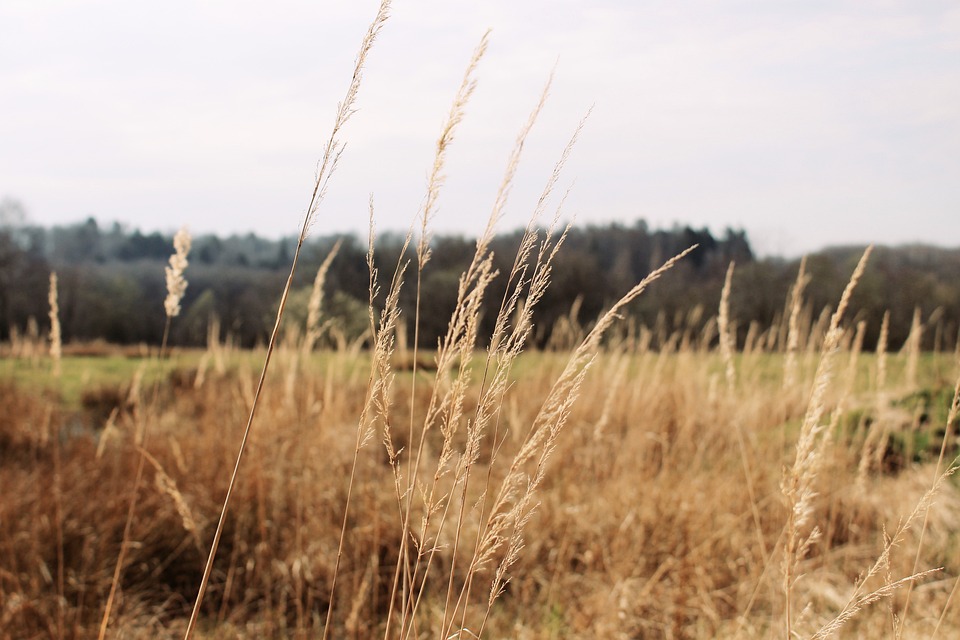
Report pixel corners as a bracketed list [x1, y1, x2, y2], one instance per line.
[183, 3, 391, 637]
[877, 309, 890, 392]
[434, 75, 566, 638]
[904, 306, 923, 389]
[470, 245, 696, 637]
[48, 272, 61, 379]
[855, 310, 892, 481]
[325, 200, 409, 640]
[435, 103, 593, 640]
[293, 237, 342, 635]
[163, 227, 192, 330]
[46, 398, 65, 637]
[782, 246, 871, 638]
[98, 227, 191, 639]
[718, 262, 737, 391]
[718, 262, 768, 575]
[376, 31, 489, 639]
[45, 272, 65, 635]
[303, 238, 343, 355]
[784, 255, 808, 389]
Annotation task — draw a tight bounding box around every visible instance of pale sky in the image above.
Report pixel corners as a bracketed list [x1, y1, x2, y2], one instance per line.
[2, 0, 958, 256]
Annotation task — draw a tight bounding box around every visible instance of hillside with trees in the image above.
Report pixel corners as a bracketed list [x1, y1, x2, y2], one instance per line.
[1, 213, 958, 352]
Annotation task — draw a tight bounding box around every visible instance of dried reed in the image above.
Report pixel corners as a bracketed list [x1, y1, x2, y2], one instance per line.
[782, 246, 872, 636]
[184, 3, 392, 637]
[163, 227, 191, 320]
[98, 227, 193, 639]
[303, 238, 343, 354]
[48, 271, 61, 379]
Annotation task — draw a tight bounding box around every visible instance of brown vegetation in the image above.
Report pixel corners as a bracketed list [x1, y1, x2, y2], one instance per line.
[2, 5, 960, 639]
[2, 271, 960, 637]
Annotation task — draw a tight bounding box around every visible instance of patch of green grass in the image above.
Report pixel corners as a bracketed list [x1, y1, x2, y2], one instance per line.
[0, 348, 376, 411]
[0, 353, 200, 409]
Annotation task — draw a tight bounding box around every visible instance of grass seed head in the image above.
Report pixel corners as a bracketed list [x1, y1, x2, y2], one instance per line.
[164, 227, 191, 318]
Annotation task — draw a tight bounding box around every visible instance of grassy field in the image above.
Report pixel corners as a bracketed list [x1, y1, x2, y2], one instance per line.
[3, 4, 959, 638]
[2, 334, 959, 638]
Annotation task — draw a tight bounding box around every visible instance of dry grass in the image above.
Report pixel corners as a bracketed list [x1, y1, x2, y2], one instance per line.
[3, 7, 960, 640]
[2, 303, 960, 638]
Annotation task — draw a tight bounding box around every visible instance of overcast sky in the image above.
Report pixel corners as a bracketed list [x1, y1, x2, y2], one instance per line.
[2, 0, 958, 256]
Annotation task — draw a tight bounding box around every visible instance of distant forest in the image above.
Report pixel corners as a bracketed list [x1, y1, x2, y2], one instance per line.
[1, 215, 959, 352]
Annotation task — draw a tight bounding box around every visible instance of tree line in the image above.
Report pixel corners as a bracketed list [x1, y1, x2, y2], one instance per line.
[1, 213, 958, 352]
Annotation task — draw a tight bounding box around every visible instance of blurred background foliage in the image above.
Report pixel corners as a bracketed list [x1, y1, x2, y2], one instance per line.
[1, 205, 958, 352]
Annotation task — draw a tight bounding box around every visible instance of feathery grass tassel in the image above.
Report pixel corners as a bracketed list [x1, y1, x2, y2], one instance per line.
[164, 227, 191, 319]
[48, 271, 61, 379]
[184, 3, 392, 638]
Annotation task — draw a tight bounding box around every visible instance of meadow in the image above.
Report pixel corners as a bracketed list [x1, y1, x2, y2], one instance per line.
[2, 276, 960, 639]
[3, 2, 960, 637]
